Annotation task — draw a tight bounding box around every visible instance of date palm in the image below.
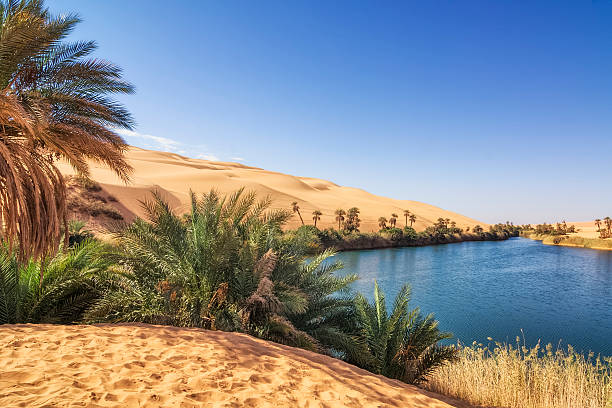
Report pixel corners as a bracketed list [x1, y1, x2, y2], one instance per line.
[88, 189, 364, 358]
[291, 201, 304, 225]
[378, 217, 387, 229]
[403, 210, 410, 227]
[345, 207, 361, 232]
[353, 281, 457, 384]
[595, 219, 601, 232]
[409, 214, 416, 227]
[334, 209, 345, 230]
[0, 0, 134, 263]
[389, 213, 398, 228]
[0, 239, 116, 324]
[312, 210, 322, 228]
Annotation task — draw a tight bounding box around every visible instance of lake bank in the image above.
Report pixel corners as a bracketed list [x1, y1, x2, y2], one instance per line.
[318, 230, 517, 252]
[522, 232, 612, 251]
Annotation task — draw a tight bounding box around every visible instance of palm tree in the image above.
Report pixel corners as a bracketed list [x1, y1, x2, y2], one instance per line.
[473, 225, 483, 234]
[605, 217, 612, 235]
[291, 201, 304, 225]
[334, 209, 346, 230]
[595, 219, 602, 232]
[352, 281, 457, 384]
[312, 210, 322, 228]
[378, 217, 388, 229]
[409, 214, 416, 227]
[345, 207, 361, 232]
[88, 189, 363, 356]
[0, 239, 115, 324]
[0, 0, 134, 264]
[389, 213, 398, 228]
[67, 219, 93, 246]
[89, 189, 291, 328]
[403, 210, 410, 227]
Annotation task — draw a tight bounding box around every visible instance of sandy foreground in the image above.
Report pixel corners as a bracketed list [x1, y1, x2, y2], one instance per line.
[57, 147, 485, 232]
[0, 324, 470, 408]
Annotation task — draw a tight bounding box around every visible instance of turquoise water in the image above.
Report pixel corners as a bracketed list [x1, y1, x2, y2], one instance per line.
[333, 237, 612, 356]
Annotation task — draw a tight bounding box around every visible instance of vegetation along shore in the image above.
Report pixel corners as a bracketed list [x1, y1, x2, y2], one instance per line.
[520, 219, 612, 251]
[287, 203, 520, 252]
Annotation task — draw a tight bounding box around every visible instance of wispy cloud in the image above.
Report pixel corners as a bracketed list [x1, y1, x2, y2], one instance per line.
[114, 128, 220, 162]
[114, 128, 181, 151]
[196, 153, 220, 161]
[231, 157, 245, 162]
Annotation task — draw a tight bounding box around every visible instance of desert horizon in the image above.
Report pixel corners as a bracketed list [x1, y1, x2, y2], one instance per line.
[57, 146, 488, 233]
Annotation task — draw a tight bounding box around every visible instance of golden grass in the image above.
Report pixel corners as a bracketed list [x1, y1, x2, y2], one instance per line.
[540, 235, 612, 250]
[523, 232, 612, 251]
[425, 339, 612, 408]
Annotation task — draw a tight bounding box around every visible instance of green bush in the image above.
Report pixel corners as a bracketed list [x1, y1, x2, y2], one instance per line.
[85, 189, 368, 360]
[352, 281, 457, 384]
[0, 240, 116, 324]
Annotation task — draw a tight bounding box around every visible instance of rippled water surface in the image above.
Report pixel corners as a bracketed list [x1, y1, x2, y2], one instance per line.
[333, 237, 612, 355]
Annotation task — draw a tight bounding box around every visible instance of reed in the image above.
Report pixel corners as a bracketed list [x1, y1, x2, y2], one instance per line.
[425, 338, 611, 408]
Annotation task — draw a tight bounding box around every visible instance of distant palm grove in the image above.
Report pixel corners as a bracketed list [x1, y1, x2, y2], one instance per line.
[299, 204, 520, 251]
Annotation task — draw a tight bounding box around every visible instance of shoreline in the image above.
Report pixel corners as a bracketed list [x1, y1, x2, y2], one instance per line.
[521, 232, 612, 251]
[319, 231, 516, 252]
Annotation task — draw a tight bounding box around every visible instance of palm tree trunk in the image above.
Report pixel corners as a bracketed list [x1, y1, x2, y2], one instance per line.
[297, 210, 304, 225]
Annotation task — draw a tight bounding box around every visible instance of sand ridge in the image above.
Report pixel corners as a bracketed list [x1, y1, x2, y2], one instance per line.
[0, 324, 469, 408]
[57, 147, 486, 232]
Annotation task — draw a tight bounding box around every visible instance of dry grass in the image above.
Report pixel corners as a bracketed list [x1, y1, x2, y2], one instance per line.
[524, 233, 612, 251]
[425, 338, 611, 408]
[541, 235, 612, 250]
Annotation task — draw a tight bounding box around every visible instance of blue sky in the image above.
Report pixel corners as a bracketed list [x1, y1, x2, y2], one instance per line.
[53, 1, 612, 224]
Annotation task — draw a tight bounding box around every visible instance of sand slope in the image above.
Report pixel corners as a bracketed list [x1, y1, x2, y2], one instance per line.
[0, 324, 469, 408]
[567, 221, 601, 239]
[57, 147, 485, 232]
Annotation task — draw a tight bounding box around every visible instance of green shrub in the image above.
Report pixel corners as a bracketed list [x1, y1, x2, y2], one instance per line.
[0, 240, 116, 324]
[351, 281, 457, 384]
[86, 189, 368, 360]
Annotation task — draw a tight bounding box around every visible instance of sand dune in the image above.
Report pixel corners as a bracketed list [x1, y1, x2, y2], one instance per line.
[567, 221, 601, 239]
[58, 147, 486, 232]
[0, 324, 470, 408]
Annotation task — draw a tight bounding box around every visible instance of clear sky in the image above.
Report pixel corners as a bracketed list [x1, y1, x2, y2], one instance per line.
[52, 0, 612, 224]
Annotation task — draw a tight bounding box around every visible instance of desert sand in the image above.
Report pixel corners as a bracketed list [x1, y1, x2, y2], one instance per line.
[0, 324, 470, 408]
[57, 147, 486, 232]
[566, 221, 601, 239]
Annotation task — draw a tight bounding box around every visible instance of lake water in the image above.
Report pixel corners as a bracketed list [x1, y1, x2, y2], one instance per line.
[333, 237, 612, 356]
